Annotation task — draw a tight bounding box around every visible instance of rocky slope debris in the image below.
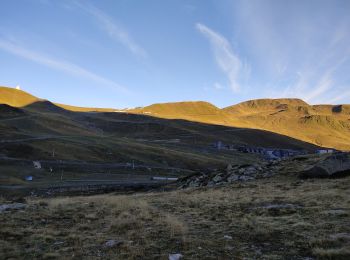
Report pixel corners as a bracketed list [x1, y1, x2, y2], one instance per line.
[299, 152, 350, 178]
[179, 152, 350, 188]
[179, 161, 281, 188]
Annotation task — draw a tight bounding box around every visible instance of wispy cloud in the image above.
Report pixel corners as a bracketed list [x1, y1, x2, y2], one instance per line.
[328, 89, 350, 104]
[230, 0, 350, 104]
[0, 39, 129, 93]
[75, 1, 147, 58]
[213, 82, 224, 90]
[196, 23, 243, 92]
[303, 72, 333, 102]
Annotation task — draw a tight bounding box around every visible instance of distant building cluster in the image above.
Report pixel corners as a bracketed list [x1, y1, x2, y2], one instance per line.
[213, 141, 335, 159]
[315, 149, 335, 154]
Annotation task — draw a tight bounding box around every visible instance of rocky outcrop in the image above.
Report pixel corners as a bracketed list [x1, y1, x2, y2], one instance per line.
[299, 152, 350, 178]
[179, 162, 279, 188]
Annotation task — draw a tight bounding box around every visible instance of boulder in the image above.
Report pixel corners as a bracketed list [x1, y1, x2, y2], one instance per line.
[212, 174, 223, 183]
[244, 166, 257, 175]
[188, 179, 200, 187]
[239, 175, 254, 181]
[299, 153, 350, 178]
[169, 253, 183, 260]
[227, 174, 239, 183]
[0, 203, 26, 213]
[104, 239, 123, 248]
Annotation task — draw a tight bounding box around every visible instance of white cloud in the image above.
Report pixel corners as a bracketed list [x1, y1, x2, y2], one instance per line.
[75, 1, 147, 58]
[0, 39, 129, 93]
[196, 23, 242, 92]
[213, 82, 224, 90]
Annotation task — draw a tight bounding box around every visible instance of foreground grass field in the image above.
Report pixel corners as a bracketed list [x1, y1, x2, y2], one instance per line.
[1, 169, 349, 259]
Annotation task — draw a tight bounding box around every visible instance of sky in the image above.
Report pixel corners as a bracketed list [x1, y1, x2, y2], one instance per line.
[1, 0, 350, 109]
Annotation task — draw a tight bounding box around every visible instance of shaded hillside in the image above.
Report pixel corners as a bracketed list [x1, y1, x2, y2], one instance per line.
[0, 86, 321, 172]
[1, 86, 344, 155]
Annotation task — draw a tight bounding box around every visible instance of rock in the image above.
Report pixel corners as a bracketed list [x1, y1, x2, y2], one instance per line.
[244, 166, 257, 175]
[255, 203, 302, 210]
[0, 203, 26, 213]
[104, 239, 123, 248]
[188, 179, 200, 187]
[239, 175, 254, 181]
[207, 181, 215, 187]
[299, 152, 350, 178]
[323, 209, 348, 216]
[169, 253, 183, 260]
[224, 235, 233, 240]
[329, 233, 350, 241]
[227, 174, 239, 183]
[212, 174, 223, 183]
[53, 241, 64, 246]
[238, 168, 246, 174]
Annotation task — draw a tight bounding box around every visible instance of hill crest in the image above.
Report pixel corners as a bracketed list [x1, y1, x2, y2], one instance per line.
[1, 85, 349, 150]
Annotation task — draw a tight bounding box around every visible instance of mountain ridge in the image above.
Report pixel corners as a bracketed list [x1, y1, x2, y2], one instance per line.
[1, 86, 349, 150]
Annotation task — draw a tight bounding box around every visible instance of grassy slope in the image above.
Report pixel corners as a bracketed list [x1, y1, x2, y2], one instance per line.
[0, 87, 323, 187]
[224, 99, 350, 150]
[1, 86, 348, 150]
[1, 157, 349, 259]
[0, 86, 115, 112]
[128, 101, 242, 126]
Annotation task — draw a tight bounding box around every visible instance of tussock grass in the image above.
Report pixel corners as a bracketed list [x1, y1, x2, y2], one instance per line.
[1, 165, 350, 258]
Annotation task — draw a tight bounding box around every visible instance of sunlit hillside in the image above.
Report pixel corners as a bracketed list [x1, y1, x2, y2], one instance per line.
[224, 99, 350, 150]
[0, 86, 115, 113]
[1, 86, 349, 150]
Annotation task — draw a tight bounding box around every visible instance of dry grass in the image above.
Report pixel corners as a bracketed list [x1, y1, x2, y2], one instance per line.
[1, 168, 350, 259]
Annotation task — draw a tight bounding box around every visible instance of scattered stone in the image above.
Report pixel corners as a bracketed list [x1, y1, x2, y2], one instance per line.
[0, 203, 26, 213]
[323, 209, 348, 216]
[329, 233, 350, 241]
[104, 239, 123, 248]
[227, 174, 239, 183]
[212, 174, 223, 183]
[169, 253, 183, 260]
[188, 179, 200, 188]
[244, 166, 257, 175]
[224, 235, 233, 240]
[207, 181, 215, 187]
[256, 203, 302, 210]
[239, 175, 254, 181]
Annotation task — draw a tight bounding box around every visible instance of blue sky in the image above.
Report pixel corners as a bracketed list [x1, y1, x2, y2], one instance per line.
[1, 0, 349, 108]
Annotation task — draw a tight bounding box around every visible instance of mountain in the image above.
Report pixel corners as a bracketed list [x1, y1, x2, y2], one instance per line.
[0, 86, 40, 107]
[0, 86, 319, 173]
[128, 101, 240, 126]
[223, 98, 350, 150]
[1, 86, 348, 153]
[0, 86, 115, 112]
